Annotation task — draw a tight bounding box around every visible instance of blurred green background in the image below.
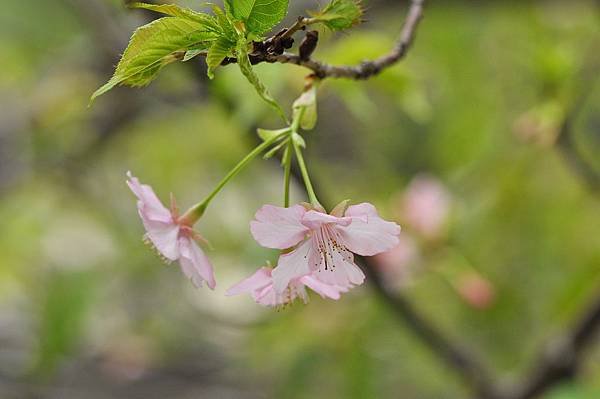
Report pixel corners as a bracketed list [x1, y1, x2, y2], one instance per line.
[1, 0, 599, 398]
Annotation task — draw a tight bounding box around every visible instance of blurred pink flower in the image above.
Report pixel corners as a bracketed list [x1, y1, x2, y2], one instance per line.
[372, 234, 419, 288]
[226, 267, 348, 307]
[456, 273, 495, 310]
[250, 202, 401, 293]
[402, 175, 451, 239]
[126, 172, 216, 289]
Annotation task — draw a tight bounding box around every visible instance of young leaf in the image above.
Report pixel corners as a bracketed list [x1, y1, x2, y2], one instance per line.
[292, 84, 318, 130]
[257, 127, 290, 142]
[236, 38, 287, 120]
[129, 2, 217, 27]
[310, 0, 363, 31]
[206, 36, 236, 78]
[182, 49, 204, 62]
[91, 17, 217, 102]
[224, 0, 289, 35]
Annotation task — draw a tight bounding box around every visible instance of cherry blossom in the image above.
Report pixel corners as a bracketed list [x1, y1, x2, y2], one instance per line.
[126, 172, 215, 289]
[401, 175, 451, 240]
[226, 267, 347, 307]
[250, 202, 401, 294]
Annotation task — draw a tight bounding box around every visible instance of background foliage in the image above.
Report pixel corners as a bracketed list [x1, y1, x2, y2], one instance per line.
[0, 0, 599, 398]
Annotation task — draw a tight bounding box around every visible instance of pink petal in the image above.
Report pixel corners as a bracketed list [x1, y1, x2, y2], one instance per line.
[272, 239, 314, 293]
[126, 172, 172, 223]
[178, 237, 216, 289]
[250, 205, 309, 249]
[301, 210, 352, 230]
[336, 203, 401, 256]
[226, 267, 272, 296]
[254, 285, 278, 306]
[312, 235, 365, 287]
[402, 175, 451, 239]
[143, 220, 180, 260]
[300, 275, 345, 300]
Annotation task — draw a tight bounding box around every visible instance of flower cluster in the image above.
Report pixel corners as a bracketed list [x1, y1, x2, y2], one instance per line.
[127, 173, 400, 307]
[229, 202, 400, 306]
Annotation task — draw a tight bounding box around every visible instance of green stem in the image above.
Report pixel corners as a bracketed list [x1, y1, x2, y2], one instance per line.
[182, 131, 287, 223]
[282, 140, 293, 207]
[292, 138, 320, 207]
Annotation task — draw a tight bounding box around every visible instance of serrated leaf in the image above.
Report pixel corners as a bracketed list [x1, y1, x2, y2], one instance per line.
[310, 0, 363, 31]
[224, 0, 289, 35]
[211, 4, 238, 40]
[91, 17, 217, 102]
[129, 2, 218, 28]
[292, 84, 318, 130]
[236, 38, 286, 120]
[206, 36, 236, 78]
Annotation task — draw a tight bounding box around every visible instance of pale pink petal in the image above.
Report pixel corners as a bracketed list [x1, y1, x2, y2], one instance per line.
[254, 285, 278, 306]
[250, 205, 309, 249]
[336, 203, 401, 256]
[226, 267, 272, 296]
[272, 239, 313, 293]
[143, 220, 180, 260]
[312, 235, 365, 287]
[301, 210, 352, 230]
[300, 275, 344, 300]
[178, 237, 216, 289]
[402, 175, 451, 239]
[126, 172, 172, 223]
[254, 281, 306, 307]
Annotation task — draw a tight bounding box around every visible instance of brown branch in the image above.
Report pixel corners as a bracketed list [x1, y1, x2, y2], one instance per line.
[202, 0, 425, 79]
[266, 0, 425, 79]
[504, 290, 600, 399]
[360, 256, 503, 399]
[555, 89, 600, 192]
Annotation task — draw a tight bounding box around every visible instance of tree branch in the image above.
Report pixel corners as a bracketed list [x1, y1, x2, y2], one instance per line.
[202, 0, 425, 79]
[505, 291, 600, 399]
[360, 256, 503, 398]
[555, 89, 600, 192]
[266, 0, 425, 79]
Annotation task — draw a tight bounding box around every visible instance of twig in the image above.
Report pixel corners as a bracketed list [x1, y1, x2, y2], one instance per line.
[267, 0, 425, 79]
[505, 291, 600, 399]
[201, 0, 425, 79]
[361, 256, 503, 399]
[555, 89, 600, 192]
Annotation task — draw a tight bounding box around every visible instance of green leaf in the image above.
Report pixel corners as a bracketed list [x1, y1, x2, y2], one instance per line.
[129, 2, 217, 27]
[206, 36, 236, 78]
[257, 127, 290, 142]
[292, 83, 318, 130]
[183, 49, 204, 62]
[310, 0, 363, 31]
[224, 0, 289, 35]
[236, 37, 286, 120]
[91, 17, 217, 102]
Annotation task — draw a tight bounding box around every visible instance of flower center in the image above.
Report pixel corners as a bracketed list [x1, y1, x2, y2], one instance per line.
[313, 225, 352, 271]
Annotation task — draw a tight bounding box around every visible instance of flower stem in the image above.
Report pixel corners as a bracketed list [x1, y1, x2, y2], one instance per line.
[182, 131, 288, 223]
[292, 138, 320, 208]
[282, 140, 293, 207]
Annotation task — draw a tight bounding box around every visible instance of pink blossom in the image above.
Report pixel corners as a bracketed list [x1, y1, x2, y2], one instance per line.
[402, 175, 451, 239]
[226, 267, 347, 307]
[250, 202, 401, 293]
[126, 172, 215, 289]
[456, 273, 495, 310]
[372, 234, 419, 289]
